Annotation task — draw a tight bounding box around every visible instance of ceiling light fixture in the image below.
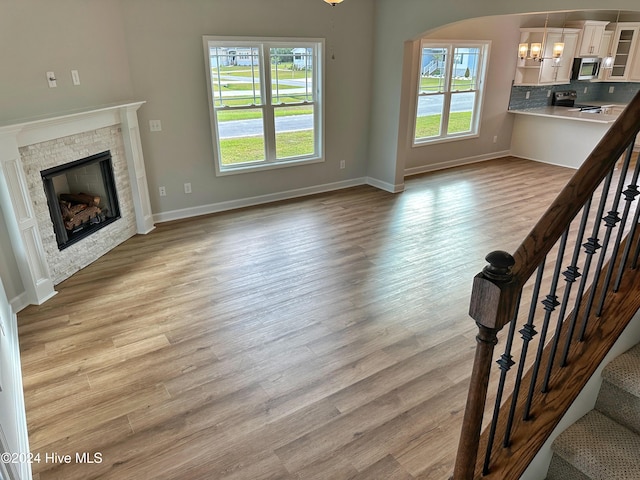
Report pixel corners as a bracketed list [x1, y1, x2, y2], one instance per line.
[518, 13, 551, 62]
[553, 13, 567, 60]
[324, 0, 343, 5]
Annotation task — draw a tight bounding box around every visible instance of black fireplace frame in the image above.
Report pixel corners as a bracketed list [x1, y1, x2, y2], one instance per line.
[41, 150, 121, 250]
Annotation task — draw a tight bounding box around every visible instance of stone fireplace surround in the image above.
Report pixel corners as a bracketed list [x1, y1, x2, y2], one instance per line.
[0, 102, 154, 309]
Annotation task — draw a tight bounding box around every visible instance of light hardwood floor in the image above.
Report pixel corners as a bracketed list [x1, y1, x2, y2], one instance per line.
[18, 157, 578, 480]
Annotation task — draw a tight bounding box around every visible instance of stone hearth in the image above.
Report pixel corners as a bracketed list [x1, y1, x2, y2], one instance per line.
[0, 102, 154, 307]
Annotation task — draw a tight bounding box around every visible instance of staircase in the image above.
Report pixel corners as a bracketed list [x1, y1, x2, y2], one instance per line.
[547, 343, 640, 479]
[451, 91, 640, 480]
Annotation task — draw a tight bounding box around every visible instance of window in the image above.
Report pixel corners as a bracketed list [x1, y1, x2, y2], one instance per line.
[203, 37, 324, 175]
[414, 41, 489, 145]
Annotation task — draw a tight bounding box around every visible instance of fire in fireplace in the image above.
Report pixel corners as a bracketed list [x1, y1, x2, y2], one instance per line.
[41, 150, 121, 250]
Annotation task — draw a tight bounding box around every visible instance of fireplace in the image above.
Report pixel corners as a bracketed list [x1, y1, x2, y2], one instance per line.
[41, 150, 121, 250]
[0, 102, 155, 308]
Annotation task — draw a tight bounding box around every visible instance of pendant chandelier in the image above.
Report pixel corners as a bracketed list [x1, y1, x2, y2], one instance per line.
[517, 13, 564, 62]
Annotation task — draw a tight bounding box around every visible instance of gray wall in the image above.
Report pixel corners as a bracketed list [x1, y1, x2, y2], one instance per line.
[120, 0, 374, 214]
[0, 0, 375, 303]
[0, 0, 133, 121]
[369, 0, 640, 188]
[401, 14, 523, 174]
[2, 0, 640, 304]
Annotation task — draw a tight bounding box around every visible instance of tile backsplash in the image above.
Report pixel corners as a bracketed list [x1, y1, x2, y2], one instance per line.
[508, 81, 640, 110]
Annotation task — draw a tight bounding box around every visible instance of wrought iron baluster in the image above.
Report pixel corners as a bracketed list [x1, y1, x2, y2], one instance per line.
[558, 198, 592, 367]
[613, 144, 640, 292]
[614, 188, 640, 290]
[523, 254, 557, 420]
[568, 170, 613, 345]
[600, 143, 640, 300]
[579, 156, 631, 338]
[542, 228, 572, 392]
[504, 263, 544, 447]
[633, 225, 640, 268]
[483, 299, 521, 475]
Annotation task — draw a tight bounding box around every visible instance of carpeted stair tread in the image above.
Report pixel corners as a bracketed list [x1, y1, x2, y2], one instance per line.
[596, 381, 640, 437]
[601, 343, 640, 397]
[551, 410, 640, 480]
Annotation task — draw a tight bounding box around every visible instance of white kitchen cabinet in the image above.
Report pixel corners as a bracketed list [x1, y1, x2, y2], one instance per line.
[567, 20, 609, 57]
[599, 31, 613, 59]
[597, 31, 614, 81]
[601, 23, 640, 82]
[514, 28, 579, 86]
[631, 42, 640, 82]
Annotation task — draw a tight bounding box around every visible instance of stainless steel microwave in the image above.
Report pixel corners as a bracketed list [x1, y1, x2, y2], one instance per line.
[571, 57, 601, 80]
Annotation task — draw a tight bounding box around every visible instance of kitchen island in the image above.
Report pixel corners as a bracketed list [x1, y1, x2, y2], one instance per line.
[509, 106, 620, 168]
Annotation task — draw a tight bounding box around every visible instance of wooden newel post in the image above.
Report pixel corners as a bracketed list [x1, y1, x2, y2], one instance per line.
[452, 251, 515, 480]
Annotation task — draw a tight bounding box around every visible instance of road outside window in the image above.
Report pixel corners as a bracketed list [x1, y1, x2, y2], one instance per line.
[203, 37, 324, 175]
[414, 41, 490, 145]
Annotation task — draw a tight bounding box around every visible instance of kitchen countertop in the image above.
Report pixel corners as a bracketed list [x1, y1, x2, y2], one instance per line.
[509, 106, 620, 124]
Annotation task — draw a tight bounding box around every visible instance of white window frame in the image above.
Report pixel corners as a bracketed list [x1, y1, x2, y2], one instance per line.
[203, 36, 324, 176]
[413, 40, 490, 146]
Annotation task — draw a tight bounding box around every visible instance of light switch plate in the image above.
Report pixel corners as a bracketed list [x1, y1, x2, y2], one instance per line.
[46, 71, 57, 88]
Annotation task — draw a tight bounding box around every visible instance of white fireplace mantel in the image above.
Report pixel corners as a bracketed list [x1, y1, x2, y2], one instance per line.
[0, 102, 154, 308]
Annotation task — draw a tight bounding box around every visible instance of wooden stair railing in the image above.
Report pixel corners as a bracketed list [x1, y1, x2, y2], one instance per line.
[452, 90, 640, 480]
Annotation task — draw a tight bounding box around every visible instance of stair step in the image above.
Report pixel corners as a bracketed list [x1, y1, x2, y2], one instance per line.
[596, 343, 640, 436]
[549, 410, 640, 480]
[601, 343, 640, 397]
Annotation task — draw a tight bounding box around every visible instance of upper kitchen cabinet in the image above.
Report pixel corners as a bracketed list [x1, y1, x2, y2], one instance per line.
[631, 46, 640, 81]
[514, 28, 579, 86]
[597, 30, 614, 80]
[566, 20, 609, 57]
[601, 23, 640, 81]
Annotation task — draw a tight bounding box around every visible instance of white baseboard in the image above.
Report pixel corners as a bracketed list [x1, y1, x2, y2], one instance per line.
[153, 178, 368, 223]
[365, 176, 405, 193]
[9, 292, 30, 314]
[155, 157, 516, 224]
[404, 150, 512, 177]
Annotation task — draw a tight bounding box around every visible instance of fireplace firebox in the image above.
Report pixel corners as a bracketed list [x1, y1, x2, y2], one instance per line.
[41, 150, 121, 250]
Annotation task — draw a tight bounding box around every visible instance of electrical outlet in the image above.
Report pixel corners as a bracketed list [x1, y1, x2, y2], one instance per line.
[583, 87, 588, 94]
[525, 91, 530, 100]
[184, 183, 192, 194]
[149, 120, 162, 132]
[493, 135, 498, 144]
[159, 186, 166, 196]
[71, 70, 80, 85]
[609, 86, 615, 94]
[340, 160, 345, 169]
[547, 90, 552, 98]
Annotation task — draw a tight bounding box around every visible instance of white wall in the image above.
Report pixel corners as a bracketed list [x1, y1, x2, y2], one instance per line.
[0, 207, 22, 303]
[0, 276, 31, 480]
